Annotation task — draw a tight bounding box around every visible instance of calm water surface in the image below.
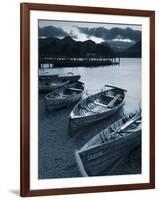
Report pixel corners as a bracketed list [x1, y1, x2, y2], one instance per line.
[40, 58, 141, 112]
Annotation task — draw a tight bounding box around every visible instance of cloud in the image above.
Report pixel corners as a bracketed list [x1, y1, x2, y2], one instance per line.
[69, 29, 79, 39]
[39, 26, 68, 38]
[76, 26, 141, 42]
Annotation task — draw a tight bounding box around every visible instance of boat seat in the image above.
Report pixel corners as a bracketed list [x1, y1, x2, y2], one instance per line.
[93, 101, 109, 108]
[99, 132, 108, 143]
[93, 94, 122, 109]
[106, 94, 115, 98]
[107, 94, 122, 108]
[103, 94, 122, 101]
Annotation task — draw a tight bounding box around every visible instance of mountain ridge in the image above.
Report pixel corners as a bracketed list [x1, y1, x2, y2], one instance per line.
[39, 36, 141, 58]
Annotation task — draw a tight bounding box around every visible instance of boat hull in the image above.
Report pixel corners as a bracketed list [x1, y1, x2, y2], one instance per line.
[45, 81, 85, 110]
[39, 74, 81, 83]
[69, 101, 125, 134]
[69, 85, 127, 134]
[39, 80, 69, 93]
[45, 92, 84, 110]
[75, 129, 141, 176]
[59, 75, 80, 82]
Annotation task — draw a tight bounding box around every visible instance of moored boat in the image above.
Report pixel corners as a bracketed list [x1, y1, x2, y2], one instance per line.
[75, 109, 142, 176]
[59, 72, 81, 82]
[69, 85, 127, 133]
[39, 79, 69, 93]
[39, 72, 81, 83]
[45, 81, 85, 110]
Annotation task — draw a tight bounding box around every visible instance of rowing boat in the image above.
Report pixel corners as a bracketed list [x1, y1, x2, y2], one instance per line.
[39, 72, 81, 83]
[59, 72, 81, 82]
[69, 85, 127, 133]
[39, 79, 69, 93]
[75, 109, 141, 176]
[45, 81, 85, 110]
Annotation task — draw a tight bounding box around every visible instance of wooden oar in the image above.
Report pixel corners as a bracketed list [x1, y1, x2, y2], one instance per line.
[107, 94, 122, 108]
[119, 115, 141, 132]
[111, 114, 141, 137]
[120, 123, 142, 133]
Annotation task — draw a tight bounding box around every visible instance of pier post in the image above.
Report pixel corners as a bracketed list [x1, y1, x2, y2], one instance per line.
[118, 57, 120, 65]
[111, 57, 113, 64]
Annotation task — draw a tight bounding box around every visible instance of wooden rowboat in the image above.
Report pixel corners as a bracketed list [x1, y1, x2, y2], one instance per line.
[39, 79, 69, 93]
[39, 72, 81, 83]
[59, 72, 81, 82]
[69, 85, 127, 133]
[45, 81, 85, 110]
[75, 109, 142, 176]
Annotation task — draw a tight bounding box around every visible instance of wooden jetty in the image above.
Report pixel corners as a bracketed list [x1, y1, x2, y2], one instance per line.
[39, 56, 120, 68]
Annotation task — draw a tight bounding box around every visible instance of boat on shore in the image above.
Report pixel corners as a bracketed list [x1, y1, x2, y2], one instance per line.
[39, 72, 81, 83]
[75, 109, 142, 176]
[45, 81, 85, 110]
[69, 85, 127, 134]
[39, 79, 69, 93]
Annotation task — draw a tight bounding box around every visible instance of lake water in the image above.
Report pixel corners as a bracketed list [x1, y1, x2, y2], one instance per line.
[38, 58, 142, 179]
[40, 58, 141, 113]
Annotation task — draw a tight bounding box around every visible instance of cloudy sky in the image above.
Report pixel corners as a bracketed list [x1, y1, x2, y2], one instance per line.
[39, 20, 141, 44]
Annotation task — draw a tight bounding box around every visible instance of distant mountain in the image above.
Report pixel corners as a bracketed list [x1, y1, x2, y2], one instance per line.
[102, 41, 135, 53]
[39, 36, 141, 58]
[62, 36, 75, 43]
[39, 36, 114, 57]
[120, 41, 141, 58]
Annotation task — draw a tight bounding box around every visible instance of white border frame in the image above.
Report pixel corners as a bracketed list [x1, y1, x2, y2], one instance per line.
[30, 10, 150, 190]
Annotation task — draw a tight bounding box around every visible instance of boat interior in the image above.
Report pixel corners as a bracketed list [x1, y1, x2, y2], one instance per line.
[81, 111, 141, 151]
[75, 88, 125, 117]
[47, 82, 84, 99]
